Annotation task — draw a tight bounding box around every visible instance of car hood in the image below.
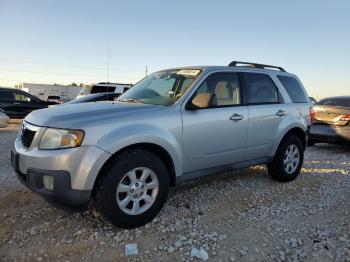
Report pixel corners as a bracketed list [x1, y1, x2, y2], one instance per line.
[25, 101, 163, 128]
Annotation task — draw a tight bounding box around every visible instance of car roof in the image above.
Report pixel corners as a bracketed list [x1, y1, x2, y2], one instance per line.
[158, 65, 297, 78]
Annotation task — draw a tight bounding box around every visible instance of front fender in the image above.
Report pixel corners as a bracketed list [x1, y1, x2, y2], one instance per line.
[96, 123, 182, 176]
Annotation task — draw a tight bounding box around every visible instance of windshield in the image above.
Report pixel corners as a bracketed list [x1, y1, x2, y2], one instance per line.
[118, 69, 202, 106]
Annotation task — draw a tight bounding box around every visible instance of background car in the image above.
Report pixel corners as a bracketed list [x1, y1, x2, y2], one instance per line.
[308, 96, 350, 146]
[76, 82, 132, 98]
[0, 87, 49, 119]
[0, 108, 9, 128]
[46, 95, 63, 104]
[65, 92, 121, 104]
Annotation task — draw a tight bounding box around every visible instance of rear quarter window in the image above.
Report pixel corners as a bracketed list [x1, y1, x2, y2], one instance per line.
[278, 75, 308, 103]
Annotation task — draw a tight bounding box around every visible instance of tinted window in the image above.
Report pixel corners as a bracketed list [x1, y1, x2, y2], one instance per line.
[48, 96, 60, 99]
[244, 73, 279, 104]
[278, 75, 307, 103]
[91, 85, 116, 94]
[195, 72, 241, 107]
[0, 90, 15, 100]
[317, 97, 350, 107]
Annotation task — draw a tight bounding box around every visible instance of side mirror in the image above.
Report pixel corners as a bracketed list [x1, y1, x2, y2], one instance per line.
[187, 93, 217, 110]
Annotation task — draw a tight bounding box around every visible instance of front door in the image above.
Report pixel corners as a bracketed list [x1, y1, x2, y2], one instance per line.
[182, 72, 248, 173]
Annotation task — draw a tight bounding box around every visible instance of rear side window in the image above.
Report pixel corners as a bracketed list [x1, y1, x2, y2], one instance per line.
[244, 73, 279, 104]
[278, 76, 307, 103]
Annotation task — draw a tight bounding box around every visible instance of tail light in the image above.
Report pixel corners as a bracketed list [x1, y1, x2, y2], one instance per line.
[339, 114, 350, 121]
[309, 107, 315, 125]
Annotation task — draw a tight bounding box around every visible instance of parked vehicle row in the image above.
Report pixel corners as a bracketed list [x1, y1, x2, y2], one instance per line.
[12, 61, 313, 228]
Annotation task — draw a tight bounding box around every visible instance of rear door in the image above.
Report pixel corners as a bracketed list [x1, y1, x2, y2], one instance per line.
[243, 72, 288, 159]
[182, 72, 248, 173]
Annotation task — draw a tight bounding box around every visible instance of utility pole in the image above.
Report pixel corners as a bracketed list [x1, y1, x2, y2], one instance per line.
[145, 66, 148, 77]
[106, 47, 110, 82]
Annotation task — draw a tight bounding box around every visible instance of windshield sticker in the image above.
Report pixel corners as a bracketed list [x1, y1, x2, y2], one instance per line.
[177, 69, 201, 77]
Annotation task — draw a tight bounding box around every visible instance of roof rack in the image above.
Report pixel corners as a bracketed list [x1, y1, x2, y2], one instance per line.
[228, 61, 286, 72]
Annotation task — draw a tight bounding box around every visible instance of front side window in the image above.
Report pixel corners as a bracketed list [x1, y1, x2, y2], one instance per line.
[118, 69, 202, 106]
[193, 72, 241, 107]
[278, 75, 307, 103]
[244, 73, 279, 104]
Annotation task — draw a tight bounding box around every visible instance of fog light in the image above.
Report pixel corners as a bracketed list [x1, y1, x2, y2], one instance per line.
[43, 175, 54, 191]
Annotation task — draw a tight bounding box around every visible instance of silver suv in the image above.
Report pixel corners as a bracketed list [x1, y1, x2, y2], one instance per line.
[11, 61, 313, 228]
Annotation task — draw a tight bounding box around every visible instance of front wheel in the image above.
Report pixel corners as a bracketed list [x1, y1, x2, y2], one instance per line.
[268, 135, 304, 182]
[95, 149, 169, 228]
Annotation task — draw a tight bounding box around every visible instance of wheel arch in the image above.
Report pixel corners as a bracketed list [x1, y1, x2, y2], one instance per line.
[272, 126, 307, 158]
[91, 142, 177, 198]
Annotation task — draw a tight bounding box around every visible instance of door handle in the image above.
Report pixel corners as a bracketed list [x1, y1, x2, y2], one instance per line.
[230, 113, 243, 122]
[276, 110, 286, 117]
[13, 102, 21, 105]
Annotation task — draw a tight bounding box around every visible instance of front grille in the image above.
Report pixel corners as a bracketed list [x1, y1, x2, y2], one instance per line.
[21, 127, 36, 148]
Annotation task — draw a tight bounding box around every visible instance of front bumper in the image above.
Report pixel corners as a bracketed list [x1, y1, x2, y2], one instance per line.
[13, 158, 91, 208]
[12, 132, 111, 208]
[309, 124, 350, 145]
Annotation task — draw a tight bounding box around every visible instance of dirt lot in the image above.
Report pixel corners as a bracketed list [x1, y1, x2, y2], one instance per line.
[0, 124, 349, 262]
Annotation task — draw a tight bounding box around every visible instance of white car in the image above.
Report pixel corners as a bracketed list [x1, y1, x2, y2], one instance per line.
[46, 95, 63, 104]
[0, 108, 9, 128]
[77, 82, 132, 99]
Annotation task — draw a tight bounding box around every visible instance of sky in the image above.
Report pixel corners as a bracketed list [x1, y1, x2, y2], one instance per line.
[0, 0, 349, 99]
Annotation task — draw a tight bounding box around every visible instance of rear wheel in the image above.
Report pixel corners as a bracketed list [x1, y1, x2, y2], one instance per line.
[95, 149, 169, 228]
[268, 135, 304, 182]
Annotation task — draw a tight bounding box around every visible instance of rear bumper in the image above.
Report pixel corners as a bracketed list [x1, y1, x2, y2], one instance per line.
[309, 124, 350, 144]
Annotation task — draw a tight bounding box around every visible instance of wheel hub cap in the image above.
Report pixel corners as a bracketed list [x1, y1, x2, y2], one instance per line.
[116, 167, 159, 215]
[283, 144, 300, 174]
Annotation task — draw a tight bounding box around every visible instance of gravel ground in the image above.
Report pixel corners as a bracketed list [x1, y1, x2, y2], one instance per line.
[0, 124, 349, 262]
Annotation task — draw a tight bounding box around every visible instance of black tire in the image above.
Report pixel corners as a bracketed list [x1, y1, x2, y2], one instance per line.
[307, 138, 316, 147]
[95, 149, 169, 228]
[267, 135, 304, 182]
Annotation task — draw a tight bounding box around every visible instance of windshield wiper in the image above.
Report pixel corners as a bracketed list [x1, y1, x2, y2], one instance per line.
[118, 98, 144, 104]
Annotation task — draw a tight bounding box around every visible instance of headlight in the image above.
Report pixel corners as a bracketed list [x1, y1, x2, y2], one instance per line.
[39, 128, 84, 149]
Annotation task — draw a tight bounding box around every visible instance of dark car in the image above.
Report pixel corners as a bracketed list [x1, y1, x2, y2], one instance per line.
[65, 92, 121, 104]
[0, 87, 49, 119]
[308, 96, 350, 146]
